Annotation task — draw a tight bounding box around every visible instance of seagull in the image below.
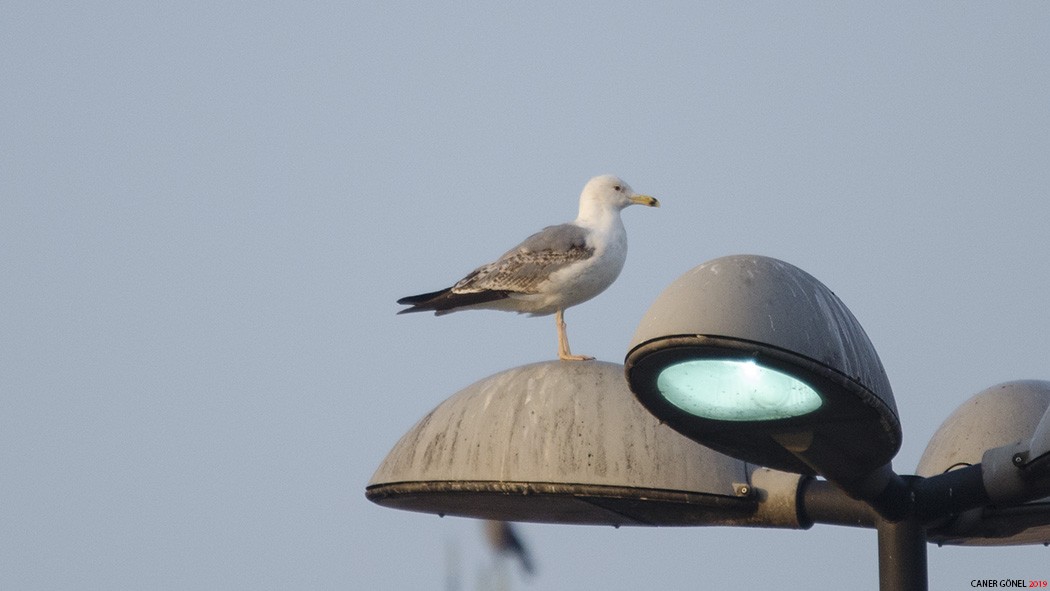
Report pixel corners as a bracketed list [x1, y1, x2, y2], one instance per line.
[397, 174, 659, 360]
[483, 520, 535, 576]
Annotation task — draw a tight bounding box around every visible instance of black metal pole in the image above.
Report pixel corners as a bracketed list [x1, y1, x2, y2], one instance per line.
[876, 517, 927, 591]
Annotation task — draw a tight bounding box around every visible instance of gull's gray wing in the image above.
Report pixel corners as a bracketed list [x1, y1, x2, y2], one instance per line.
[452, 223, 594, 294]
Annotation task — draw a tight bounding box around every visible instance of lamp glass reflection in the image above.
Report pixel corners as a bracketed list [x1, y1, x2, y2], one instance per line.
[656, 359, 823, 421]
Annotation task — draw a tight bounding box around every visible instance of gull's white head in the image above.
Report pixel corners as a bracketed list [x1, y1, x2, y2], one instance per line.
[577, 175, 659, 220]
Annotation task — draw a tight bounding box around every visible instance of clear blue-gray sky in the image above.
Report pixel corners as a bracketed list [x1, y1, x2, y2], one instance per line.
[2, 2, 1048, 589]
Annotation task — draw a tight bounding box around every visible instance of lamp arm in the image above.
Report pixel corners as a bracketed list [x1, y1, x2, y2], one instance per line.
[981, 428, 1050, 506]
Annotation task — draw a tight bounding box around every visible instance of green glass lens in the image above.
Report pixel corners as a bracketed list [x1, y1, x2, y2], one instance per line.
[656, 359, 822, 421]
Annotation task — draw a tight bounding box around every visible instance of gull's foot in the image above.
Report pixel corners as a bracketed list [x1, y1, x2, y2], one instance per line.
[558, 353, 595, 361]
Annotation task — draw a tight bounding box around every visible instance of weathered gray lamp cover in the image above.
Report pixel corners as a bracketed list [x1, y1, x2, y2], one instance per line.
[917, 380, 1050, 546]
[625, 255, 901, 480]
[367, 361, 803, 528]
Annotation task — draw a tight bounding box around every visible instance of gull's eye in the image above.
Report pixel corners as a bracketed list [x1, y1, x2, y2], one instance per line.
[613, 185, 622, 192]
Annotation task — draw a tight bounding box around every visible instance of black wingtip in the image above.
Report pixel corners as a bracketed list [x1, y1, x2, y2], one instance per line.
[397, 287, 511, 315]
[397, 288, 450, 306]
[396, 288, 451, 315]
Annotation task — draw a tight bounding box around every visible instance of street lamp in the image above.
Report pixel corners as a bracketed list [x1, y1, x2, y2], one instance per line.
[916, 380, 1050, 545]
[622, 254, 1050, 589]
[370, 253, 1050, 591]
[625, 255, 902, 505]
[366, 360, 807, 528]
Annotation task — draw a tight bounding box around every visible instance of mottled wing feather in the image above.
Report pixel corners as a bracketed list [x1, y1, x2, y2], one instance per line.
[452, 223, 594, 294]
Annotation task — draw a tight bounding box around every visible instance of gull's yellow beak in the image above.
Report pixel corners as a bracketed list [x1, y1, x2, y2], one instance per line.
[630, 194, 660, 207]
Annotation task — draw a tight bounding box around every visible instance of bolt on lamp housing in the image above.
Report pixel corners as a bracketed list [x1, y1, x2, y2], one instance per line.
[625, 255, 901, 483]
